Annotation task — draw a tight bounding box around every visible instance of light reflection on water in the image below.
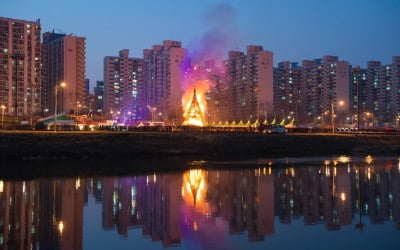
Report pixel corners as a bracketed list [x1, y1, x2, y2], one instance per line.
[0, 157, 399, 250]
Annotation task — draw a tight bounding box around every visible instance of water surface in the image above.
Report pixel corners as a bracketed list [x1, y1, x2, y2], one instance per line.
[0, 156, 399, 249]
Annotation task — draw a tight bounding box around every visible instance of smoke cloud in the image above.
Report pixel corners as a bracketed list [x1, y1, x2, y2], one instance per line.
[188, 3, 239, 66]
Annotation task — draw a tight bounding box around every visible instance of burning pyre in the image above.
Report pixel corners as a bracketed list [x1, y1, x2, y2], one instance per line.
[182, 88, 205, 126]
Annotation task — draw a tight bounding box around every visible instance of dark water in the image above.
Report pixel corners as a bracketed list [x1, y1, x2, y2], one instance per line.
[0, 156, 399, 250]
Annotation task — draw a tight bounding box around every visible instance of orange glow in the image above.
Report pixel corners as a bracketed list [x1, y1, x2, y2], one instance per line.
[182, 81, 210, 126]
[182, 169, 210, 214]
[58, 221, 64, 234]
[340, 192, 346, 201]
[365, 155, 374, 165]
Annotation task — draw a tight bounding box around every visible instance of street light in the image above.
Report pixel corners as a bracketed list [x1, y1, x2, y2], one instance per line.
[147, 105, 157, 122]
[254, 87, 261, 121]
[396, 113, 400, 131]
[76, 101, 82, 116]
[58, 220, 64, 235]
[1, 105, 5, 129]
[54, 82, 66, 132]
[332, 100, 344, 134]
[365, 112, 374, 127]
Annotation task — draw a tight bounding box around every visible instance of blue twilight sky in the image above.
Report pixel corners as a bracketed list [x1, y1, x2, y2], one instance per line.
[2, 0, 400, 90]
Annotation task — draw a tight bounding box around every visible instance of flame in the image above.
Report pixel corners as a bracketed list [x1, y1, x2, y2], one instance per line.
[182, 80, 209, 126]
[182, 169, 207, 207]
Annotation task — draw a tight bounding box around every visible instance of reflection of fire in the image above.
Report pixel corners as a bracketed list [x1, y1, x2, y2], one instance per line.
[182, 169, 206, 206]
[182, 82, 208, 126]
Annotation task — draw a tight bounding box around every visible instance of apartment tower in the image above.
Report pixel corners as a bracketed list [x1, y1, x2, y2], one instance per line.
[273, 61, 302, 122]
[226, 46, 273, 121]
[103, 49, 143, 121]
[0, 17, 41, 120]
[142, 40, 188, 122]
[42, 31, 86, 115]
[299, 56, 350, 124]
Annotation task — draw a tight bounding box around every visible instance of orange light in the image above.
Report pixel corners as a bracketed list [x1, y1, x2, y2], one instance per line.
[340, 192, 346, 201]
[182, 86, 208, 126]
[58, 221, 64, 234]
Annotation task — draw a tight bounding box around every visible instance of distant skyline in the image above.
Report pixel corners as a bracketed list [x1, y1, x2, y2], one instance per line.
[2, 0, 400, 88]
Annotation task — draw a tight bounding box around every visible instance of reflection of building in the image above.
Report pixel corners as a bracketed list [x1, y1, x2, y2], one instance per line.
[336, 168, 352, 225]
[194, 169, 275, 241]
[0, 181, 38, 249]
[38, 179, 85, 250]
[100, 174, 181, 247]
[392, 166, 400, 230]
[0, 178, 84, 250]
[2, 159, 399, 249]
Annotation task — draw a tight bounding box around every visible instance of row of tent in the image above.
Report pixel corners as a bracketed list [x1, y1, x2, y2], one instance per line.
[208, 118, 296, 128]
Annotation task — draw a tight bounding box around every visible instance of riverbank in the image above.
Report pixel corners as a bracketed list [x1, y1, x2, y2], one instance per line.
[0, 131, 398, 160]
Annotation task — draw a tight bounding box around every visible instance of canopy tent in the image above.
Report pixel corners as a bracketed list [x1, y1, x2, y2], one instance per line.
[252, 119, 260, 127]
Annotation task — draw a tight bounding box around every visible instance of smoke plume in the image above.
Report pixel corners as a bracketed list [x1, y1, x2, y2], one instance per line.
[188, 3, 239, 66]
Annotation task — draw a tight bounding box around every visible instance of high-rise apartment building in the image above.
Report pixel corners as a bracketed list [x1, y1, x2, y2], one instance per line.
[42, 31, 86, 115]
[273, 61, 302, 121]
[93, 80, 104, 115]
[350, 66, 368, 125]
[203, 60, 229, 123]
[142, 40, 188, 122]
[183, 60, 228, 123]
[0, 17, 41, 120]
[103, 49, 143, 121]
[298, 56, 350, 124]
[350, 57, 400, 124]
[226, 46, 273, 121]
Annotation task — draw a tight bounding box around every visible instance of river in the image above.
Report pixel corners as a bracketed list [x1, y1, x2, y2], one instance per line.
[0, 156, 399, 249]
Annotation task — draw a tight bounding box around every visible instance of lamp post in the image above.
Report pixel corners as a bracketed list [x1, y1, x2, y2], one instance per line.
[127, 111, 131, 124]
[75, 101, 81, 116]
[365, 112, 374, 127]
[11, 51, 24, 126]
[54, 82, 66, 132]
[147, 105, 156, 122]
[396, 114, 400, 130]
[332, 100, 344, 134]
[254, 87, 260, 121]
[1, 105, 5, 129]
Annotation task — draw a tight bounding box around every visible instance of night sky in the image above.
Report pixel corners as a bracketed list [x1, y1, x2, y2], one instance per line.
[2, 0, 400, 90]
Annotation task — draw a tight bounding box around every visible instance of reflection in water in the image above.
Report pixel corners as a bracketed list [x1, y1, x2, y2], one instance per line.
[0, 158, 399, 249]
[0, 178, 85, 250]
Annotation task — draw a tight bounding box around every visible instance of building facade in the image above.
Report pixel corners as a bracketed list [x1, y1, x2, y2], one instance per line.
[141, 40, 188, 122]
[93, 80, 104, 116]
[42, 31, 86, 115]
[0, 17, 41, 121]
[226, 46, 273, 121]
[298, 56, 350, 124]
[103, 49, 143, 121]
[350, 57, 400, 125]
[273, 61, 302, 122]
